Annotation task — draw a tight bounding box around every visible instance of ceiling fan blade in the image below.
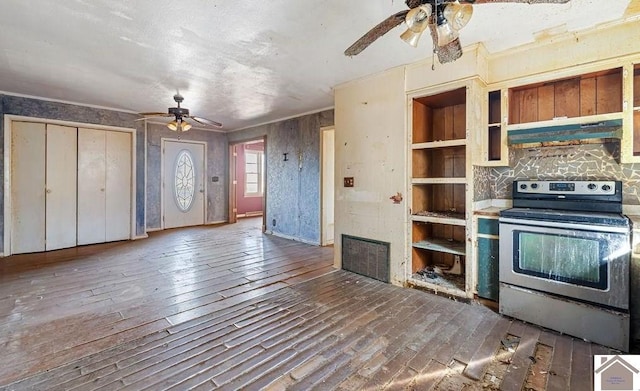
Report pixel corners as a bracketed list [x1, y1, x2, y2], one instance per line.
[344, 10, 409, 56]
[135, 113, 172, 121]
[138, 112, 171, 117]
[190, 116, 223, 128]
[458, 0, 569, 3]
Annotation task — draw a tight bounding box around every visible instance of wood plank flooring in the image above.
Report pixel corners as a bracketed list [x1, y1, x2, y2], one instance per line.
[0, 218, 616, 390]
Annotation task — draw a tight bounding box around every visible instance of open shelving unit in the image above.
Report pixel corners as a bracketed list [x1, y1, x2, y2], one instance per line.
[487, 90, 502, 162]
[409, 87, 468, 296]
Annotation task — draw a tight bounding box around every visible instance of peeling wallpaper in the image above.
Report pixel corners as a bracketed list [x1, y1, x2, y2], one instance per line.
[145, 123, 228, 229]
[473, 166, 493, 202]
[485, 143, 640, 205]
[0, 95, 146, 253]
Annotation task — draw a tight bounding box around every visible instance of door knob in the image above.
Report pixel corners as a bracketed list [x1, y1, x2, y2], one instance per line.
[101, 188, 105, 192]
[46, 189, 52, 193]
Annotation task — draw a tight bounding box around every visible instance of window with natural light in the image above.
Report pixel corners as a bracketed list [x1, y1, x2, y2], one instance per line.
[244, 150, 264, 197]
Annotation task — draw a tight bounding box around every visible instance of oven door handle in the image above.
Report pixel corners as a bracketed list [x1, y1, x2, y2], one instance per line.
[499, 217, 630, 234]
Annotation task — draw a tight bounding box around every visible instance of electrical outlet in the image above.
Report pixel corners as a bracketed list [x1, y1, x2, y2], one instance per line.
[212, 176, 219, 182]
[272, 219, 276, 227]
[344, 177, 354, 187]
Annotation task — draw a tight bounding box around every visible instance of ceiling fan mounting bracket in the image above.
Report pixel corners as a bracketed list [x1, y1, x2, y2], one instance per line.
[168, 107, 190, 117]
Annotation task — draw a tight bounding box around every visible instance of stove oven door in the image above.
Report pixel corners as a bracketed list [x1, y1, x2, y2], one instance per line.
[499, 218, 630, 310]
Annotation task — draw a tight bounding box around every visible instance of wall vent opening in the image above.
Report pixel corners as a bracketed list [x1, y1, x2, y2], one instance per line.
[341, 235, 390, 283]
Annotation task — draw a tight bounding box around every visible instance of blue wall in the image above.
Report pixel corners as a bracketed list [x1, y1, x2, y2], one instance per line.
[228, 110, 334, 244]
[0, 95, 146, 252]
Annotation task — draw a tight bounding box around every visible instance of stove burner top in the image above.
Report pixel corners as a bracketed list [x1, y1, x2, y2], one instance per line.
[510, 180, 623, 214]
[501, 207, 629, 227]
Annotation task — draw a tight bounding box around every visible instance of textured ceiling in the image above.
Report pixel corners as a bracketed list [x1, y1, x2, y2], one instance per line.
[0, 0, 633, 131]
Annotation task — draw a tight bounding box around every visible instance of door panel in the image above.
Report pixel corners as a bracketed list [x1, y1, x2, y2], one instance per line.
[77, 128, 106, 245]
[164, 141, 205, 229]
[105, 131, 132, 241]
[11, 122, 46, 253]
[46, 124, 78, 250]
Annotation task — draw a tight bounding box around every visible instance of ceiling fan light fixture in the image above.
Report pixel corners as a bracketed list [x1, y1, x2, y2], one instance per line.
[400, 4, 432, 47]
[406, 5, 432, 32]
[167, 120, 179, 131]
[435, 4, 458, 47]
[443, 2, 473, 31]
[400, 29, 423, 47]
[181, 120, 192, 132]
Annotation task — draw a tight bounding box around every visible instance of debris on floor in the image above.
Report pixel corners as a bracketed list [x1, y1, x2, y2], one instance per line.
[523, 343, 553, 391]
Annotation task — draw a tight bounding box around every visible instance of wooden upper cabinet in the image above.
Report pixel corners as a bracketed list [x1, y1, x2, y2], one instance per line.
[508, 68, 623, 125]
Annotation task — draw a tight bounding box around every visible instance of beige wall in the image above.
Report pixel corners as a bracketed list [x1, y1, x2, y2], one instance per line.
[334, 66, 407, 285]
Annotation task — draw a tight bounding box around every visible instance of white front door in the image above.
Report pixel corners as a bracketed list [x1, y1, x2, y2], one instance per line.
[163, 140, 206, 229]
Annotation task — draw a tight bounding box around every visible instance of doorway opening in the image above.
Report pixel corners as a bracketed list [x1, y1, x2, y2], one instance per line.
[229, 138, 266, 230]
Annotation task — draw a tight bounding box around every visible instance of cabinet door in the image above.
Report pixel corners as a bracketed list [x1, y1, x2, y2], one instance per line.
[477, 237, 499, 301]
[11, 122, 46, 253]
[45, 125, 78, 250]
[77, 128, 106, 245]
[105, 131, 132, 241]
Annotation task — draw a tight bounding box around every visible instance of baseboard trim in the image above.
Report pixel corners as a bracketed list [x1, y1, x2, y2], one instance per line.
[206, 220, 228, 226]
[265, 230, 320, 246]
[133, 234, 149, 240]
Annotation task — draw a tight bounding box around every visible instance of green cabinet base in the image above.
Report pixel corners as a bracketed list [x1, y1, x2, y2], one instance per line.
[477, 237, 499, 301]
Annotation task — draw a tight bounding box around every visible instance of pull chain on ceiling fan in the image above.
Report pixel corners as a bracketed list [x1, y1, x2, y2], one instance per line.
[138, 94, 223, 132]
[344, 0, 571, 64]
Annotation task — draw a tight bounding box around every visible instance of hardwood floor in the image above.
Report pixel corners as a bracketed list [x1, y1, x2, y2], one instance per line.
[0, 218, 614, 390]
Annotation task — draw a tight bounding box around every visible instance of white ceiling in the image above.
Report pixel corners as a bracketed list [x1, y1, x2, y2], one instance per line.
[0, 0, 633, 131]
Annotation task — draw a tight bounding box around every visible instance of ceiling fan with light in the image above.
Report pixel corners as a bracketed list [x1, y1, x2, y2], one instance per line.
[344, 0, 570, 64]
[138, 94, 223, 132]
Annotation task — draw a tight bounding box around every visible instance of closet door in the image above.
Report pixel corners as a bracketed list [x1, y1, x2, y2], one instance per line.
[105, 131, 131, 241]
[11, 122, 46, 253]
[77, 128, 106, 245]
[45, 124, 78, 250]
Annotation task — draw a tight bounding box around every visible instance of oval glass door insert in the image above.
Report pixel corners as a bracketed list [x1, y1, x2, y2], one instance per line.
[174, 150, 196, 212]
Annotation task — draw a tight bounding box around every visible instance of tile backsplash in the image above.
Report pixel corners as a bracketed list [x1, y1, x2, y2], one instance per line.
[478, 142, 640, 205]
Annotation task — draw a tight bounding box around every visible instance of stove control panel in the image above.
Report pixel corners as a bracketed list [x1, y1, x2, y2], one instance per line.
[515, 180, 618, 196]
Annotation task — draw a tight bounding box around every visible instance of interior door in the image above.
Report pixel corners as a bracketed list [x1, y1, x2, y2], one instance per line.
[11, 122, 46, 253]
[45, 124, 77, 250]
[77, 128, 107, 245]
[105, 131, 132, 241]
[163, 140, 205, 229]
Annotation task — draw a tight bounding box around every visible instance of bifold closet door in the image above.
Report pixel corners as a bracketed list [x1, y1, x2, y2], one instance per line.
[78, 128, 132, 245]
[11, 122, 46, 253]
[77, 128, 107, 245]
[45, 125, 77, 250]
[11, 122, 77, 253]
[105, 131, 131, 241]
